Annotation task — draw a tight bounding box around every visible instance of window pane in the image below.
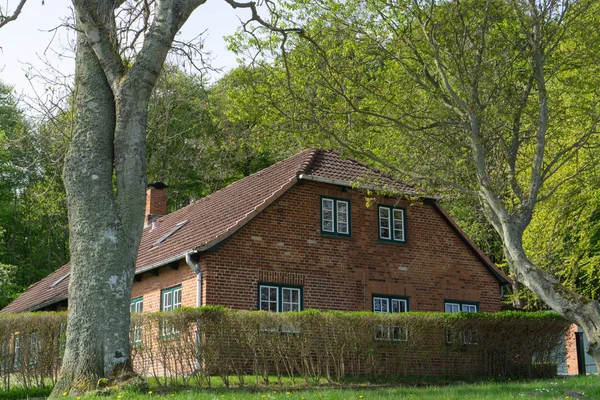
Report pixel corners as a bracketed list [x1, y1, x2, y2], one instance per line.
[260, 287, 270, 301]
[392, 299, 407, 313]
[374, 325, 388, 340]
[174, 288, 182, 309]
[380, 217, 390, 228]
[322, 199, 334, 232]
[379, 207, 391, 239]
[373, 297, 388, 313]
[163, 292, 173, 311]
[393, 209, 404, 241]
[282, 288, 301, 312]
[337, 201, 349, 233]
[445, 303, 459, 313]
[462, 304, 477, 313]
[268, 301, 277, 312]
[260, 286, 279, 312]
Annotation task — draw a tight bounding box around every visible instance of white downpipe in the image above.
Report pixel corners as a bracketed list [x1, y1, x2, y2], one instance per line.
[185, 252, 202, 307]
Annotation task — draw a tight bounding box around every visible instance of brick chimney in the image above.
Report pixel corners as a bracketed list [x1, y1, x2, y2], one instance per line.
[145, 182, 168, 227]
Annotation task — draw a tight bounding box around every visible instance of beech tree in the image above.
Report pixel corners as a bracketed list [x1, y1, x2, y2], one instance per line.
[4, 0, 300, 396]
[230, 0, 600, 367]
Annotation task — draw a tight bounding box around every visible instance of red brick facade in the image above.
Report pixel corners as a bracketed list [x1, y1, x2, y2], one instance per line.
[132, 180, 503, 313]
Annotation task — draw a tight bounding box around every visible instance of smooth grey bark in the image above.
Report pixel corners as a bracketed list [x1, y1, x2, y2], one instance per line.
[56, 26, 133, 395]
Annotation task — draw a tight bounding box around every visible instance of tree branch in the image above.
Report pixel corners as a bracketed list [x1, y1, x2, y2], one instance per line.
[0, 0, 27, 29]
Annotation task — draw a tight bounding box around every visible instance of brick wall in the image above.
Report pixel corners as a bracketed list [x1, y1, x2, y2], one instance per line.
[130, 262, 198, 312]
[200, 180, 503, 313]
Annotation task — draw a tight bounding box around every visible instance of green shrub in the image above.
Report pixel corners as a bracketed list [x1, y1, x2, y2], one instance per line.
[0, 309, 570, 391]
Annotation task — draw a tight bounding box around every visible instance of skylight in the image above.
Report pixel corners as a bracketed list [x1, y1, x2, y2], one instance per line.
[152, 220, 189, 248]
[51, 273, 70, 288]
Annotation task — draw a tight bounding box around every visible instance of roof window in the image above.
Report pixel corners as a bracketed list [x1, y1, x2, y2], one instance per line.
[51, 273, 70, 288]
[152, 220, 189, 248]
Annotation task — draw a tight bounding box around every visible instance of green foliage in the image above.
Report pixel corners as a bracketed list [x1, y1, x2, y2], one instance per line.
[0, 264, 20, 308]
[225, 0, 600, 310]
[0, 82, 70, 308]
[145, 65, 297, 212]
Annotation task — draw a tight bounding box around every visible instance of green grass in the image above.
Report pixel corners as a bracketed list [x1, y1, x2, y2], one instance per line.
[34, 376, 596, 400]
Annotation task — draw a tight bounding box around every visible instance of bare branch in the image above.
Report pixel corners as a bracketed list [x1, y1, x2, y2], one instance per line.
[0, 0, 27, 29]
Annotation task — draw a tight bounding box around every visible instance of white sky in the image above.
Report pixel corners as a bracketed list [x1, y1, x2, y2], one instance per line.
[0, 0, 249, 101]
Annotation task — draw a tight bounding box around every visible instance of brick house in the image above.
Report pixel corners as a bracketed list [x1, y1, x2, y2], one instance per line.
[1, 149, 510, 317]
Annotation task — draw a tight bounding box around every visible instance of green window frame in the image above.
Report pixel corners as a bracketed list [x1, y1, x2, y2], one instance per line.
[378, 205, 406, 243]
[161, 285, 182, 337]
[258, 283, 303, 312]
[130, 297, 144, 345]
[444, 300, 479, 313]
[321, 196, 351, 236]
[161, 285, 182, 312]
[372, 294, 409, 342]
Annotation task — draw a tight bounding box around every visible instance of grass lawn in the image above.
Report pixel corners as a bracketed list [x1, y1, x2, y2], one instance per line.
[39, 376, 598, 400]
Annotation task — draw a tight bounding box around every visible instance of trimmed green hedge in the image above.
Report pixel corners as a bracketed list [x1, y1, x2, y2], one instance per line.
[0, 309, 569, 391]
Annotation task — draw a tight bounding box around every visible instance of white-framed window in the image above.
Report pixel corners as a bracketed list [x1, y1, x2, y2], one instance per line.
[445, 328, 479, 345]
[378, 205, 406, 242]
[162, 286, 182, 312]
[444, 301, 478, 313]
[30, 332, 39, 366]
[161, 285, 182, 337]
[259, 284, 302, 312]
[0, 339, 8, 371]
[373, 295, 409, 341]
[13, 334, 21, 368]
[444, 301, 479, 345]
[130, 297, 144, 345]
[321, 197, 351, 236]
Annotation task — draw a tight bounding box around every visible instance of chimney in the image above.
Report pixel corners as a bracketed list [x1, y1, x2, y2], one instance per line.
[145, 182, 168, 227]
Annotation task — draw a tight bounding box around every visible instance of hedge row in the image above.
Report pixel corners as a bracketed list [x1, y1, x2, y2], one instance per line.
[0, 308, 570, 391]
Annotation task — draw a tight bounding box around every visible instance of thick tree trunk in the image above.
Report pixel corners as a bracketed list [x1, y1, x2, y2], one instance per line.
[50, 28, 143, 397]
[500, 226, 600, 373]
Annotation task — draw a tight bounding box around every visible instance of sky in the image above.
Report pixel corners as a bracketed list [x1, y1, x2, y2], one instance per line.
[0, 0, 251, 102]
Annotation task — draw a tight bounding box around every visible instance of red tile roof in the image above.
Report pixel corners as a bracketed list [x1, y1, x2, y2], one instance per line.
[1, 149, 508, 313]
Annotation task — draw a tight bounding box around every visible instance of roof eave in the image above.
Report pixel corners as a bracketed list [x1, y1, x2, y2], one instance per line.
[135, 250, 197, 275]
[26, 295, 68, 312]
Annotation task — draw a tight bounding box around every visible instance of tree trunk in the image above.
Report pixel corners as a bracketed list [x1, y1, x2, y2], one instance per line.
[500, 225, 600, 373]
[50, 27, 141, 397]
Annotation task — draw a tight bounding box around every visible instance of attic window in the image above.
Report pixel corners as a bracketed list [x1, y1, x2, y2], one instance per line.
[51, 273, 70, 288]
[152, 220, 189, 248]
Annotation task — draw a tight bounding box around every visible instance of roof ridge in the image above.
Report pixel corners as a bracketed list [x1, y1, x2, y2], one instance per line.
[339, 150, 419, 192]
[297, 149, 319, 175]
[144, 149, 316, 231]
